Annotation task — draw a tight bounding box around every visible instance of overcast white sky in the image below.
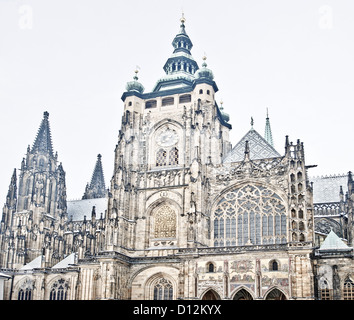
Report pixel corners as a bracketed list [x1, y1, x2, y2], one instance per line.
[0, 0, 353, 201]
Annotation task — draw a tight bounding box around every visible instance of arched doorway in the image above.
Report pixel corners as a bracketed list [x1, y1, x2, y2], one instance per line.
[233, 289, 253, 300]
[265, 288, 287, 300]
[202, 289, 220, 300]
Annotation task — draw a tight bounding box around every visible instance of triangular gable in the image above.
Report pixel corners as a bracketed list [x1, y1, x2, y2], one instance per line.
[319, 230, 351, 251]
[52, 253, 77, 269]
[224, 128, 281, 163]
[20, 255, 43, 270]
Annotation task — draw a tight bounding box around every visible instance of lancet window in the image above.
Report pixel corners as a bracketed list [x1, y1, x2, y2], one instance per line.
[213, 184, 287, 246]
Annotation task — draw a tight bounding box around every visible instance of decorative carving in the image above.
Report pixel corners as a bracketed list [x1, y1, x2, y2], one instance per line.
[216, 157, 286, 186]
[156, 128, 179, 147]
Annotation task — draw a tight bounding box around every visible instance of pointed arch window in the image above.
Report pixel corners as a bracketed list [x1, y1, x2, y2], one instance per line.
[153, 278, 173, 300]
[213, 185, 287, 247]
[18, 288, 32, 300]
[17, 279, 33, 300]
[49, 279, 68, 300]
[343, 278, 354, 300]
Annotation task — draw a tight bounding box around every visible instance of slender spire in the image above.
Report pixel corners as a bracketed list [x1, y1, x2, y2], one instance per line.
[32, 111, 54, 155]
[264, 108, 274, 147]
[82, 154, 107, 199]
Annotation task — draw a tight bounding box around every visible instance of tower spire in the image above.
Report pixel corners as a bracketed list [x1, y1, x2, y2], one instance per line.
[264, 108, 274, 147]
[161, 14, 199, 78]
[82, 154, 107, 199]
[32, 111, 54, 155]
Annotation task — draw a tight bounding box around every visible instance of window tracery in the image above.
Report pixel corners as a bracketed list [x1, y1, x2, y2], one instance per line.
[155, 128, 179, 167]
[154, 205, 176, 238]
[153, 278, 173, 300]
[49, 278, 68, 300]
[213, 184, 287, 246]
[17, 279, 33, 300]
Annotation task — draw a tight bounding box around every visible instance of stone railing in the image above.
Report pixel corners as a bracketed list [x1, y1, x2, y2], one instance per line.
[314, 202, 342, 216]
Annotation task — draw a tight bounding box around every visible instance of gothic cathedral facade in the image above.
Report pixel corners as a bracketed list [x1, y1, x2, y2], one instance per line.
[0, 17, 353, 301]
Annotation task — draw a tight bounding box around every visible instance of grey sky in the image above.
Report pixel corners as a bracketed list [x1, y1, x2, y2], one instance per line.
[0, 0, 353, 201]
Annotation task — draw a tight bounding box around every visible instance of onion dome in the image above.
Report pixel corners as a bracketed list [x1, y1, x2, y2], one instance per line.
[219, 100, 230, 123]
[125, 69, 145, 94]
[195, 55, 214, 81]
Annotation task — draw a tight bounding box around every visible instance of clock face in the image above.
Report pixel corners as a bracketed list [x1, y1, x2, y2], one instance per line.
[157, 129, 179, 147]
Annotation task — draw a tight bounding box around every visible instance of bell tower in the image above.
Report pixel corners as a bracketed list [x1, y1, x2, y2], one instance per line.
[105, 15, 232, 253]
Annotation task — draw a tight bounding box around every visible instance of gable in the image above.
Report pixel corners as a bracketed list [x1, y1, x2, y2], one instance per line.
[223, 129, 281, 163]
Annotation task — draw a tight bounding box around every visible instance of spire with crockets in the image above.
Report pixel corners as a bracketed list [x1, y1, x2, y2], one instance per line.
[32, 111, 54, 156]
[264, 108, 274, 147]
[82, 154, 107, 199]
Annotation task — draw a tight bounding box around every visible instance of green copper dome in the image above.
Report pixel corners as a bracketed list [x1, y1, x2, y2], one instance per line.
[126, 70, 145, 94]
[195, 56, 214, 81]
[219, 101, 230, 123]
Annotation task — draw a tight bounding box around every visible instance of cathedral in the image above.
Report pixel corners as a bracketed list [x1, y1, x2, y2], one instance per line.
[0, 16, 353, 301]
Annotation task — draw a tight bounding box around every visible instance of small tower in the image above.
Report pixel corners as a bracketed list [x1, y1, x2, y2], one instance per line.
[16, 111, 67, 218]
[82, 154, 107, 199]
[0, 111, 67, 268]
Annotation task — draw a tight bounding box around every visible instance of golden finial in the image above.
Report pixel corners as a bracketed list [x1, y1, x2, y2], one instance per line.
[133, 66, 140, 80]
[202, 53, 207, 67]
[180, 12, 186, 24]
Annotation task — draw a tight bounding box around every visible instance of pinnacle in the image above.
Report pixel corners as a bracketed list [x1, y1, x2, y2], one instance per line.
[82, 154, 106, 199]
[31, 111, 54, 156]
